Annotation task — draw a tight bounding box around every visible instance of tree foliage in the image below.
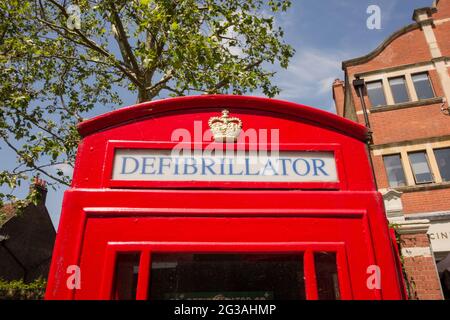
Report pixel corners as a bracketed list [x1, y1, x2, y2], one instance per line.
[0, 0, 294, 206]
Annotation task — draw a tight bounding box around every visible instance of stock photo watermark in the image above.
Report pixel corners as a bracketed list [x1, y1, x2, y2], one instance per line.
[64, 263, 382, 292]
[66, 265, 81, 290]
[367, 5, 382, 30]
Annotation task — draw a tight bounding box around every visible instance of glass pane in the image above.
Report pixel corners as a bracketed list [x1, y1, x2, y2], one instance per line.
[314, 252, 340, 300]
[113, 253, 140, 300]
[367, 81, 387, 107]
[434, 148, 450, 182]
[383, 154, 407, 187]
[149, 253, 305, 300]
[408, 152, 433, 184]
[412, 73, 434, 100]
[389, 77, 410, 104]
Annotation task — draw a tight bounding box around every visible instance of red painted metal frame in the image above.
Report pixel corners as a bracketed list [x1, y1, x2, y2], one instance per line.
[47, 191, 402, 300]
[103, 140, 346, 190]
[45, 95, 405, 300]
[48, 190, 400, 300]
[100, 242, 351, 300]
[389, 228, 409, 300]
[77, 95, 369, 141]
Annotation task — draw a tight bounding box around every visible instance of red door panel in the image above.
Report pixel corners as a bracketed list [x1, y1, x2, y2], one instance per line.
[76, 215, 376, 300]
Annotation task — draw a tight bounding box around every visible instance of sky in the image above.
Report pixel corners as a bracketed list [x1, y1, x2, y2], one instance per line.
[0, 0, 435, 229]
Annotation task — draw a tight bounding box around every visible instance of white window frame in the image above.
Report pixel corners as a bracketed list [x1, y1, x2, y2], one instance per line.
[360, 64, 436, 107]
[407, 150, 435, 185]
[411, 72, 436, 100]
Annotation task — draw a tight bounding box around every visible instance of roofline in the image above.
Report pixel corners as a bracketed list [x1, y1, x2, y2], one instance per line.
[342, 23, 420, 69]
[343, 0, 441, 70]
[77, 95, 369, 142]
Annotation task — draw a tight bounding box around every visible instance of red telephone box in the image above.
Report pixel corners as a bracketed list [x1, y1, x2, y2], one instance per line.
[45, 95, 405, 300]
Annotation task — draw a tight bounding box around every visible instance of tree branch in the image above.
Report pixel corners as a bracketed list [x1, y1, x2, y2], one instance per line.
[13, 109, 67, 146]
[109, 2, 140, 73]
[145, 71, 173, 92]
[208, 59, 264, 93]
[2, 137, 71, 186]
[163, 85, 186, 96]
[38, 0, 142, 87]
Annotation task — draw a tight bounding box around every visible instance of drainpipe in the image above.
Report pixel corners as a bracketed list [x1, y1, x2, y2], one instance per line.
[353, 78, 378, 190]
[353, 78, 372, 137]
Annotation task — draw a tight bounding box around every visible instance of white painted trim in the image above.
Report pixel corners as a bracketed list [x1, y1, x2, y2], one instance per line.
[400, 149, 416, 186]
[421, 22, 442, 58]
[426, 145, 443, 183]
[362, 63, 435, 82]
[405, 73, 419, 102]
[417, 12, 450, 104]
[362, 64, 439, 108]
[401, 247, 432, 257]
[395, 219, 431, 235]
[372, 139, 450, 156]
[434, 60, 450, 105]
[382, 77, 395, 105]
[406, 211, 450, 221]
[435, 18, 450, 25]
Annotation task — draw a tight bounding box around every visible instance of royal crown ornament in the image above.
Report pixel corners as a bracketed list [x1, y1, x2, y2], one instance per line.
[208, 109, 242, 141]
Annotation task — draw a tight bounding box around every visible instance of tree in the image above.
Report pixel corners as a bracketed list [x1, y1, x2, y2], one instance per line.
[0, 0, 294, 207]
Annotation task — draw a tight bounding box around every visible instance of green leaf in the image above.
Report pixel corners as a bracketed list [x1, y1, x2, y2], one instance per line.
[0, 0, 294, 206]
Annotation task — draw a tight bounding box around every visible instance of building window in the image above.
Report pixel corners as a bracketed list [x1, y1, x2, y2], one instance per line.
[412, 72, 435, 100]
[366, 81, 387, 107]
[408, 151, 434, 184]
[383, 154, 407, 187]
[434, 148, 450, 182]
[389, 76, 410, 104]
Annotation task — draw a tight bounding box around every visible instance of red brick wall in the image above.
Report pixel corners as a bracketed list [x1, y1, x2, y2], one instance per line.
[434, 22, 450, 57]
[365, 103, 450, 145]
[433, 0, 450, 20]
[372, 154, 389, 189]
[399, 233, 443, 300]
[428, 69, 446, 97]
[400, 233, 430, 247]
[402, 256, 443, 299]
[402, 188, 450, 214]
[347, 28, 431, 75]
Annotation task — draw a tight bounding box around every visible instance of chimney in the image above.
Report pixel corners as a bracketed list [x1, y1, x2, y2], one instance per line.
[332, 79, 345, 117]
[32, 177, 48, 204]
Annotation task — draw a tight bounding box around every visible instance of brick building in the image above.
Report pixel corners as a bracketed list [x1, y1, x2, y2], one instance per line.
[333, 0, 450, 299]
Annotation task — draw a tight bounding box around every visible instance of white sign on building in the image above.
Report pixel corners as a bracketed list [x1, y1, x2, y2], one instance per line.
[428, 221, 450, 253]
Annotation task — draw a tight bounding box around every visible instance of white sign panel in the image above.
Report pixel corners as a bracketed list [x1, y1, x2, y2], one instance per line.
[428, 221, 450, 252]
[112, 149, 338, 183]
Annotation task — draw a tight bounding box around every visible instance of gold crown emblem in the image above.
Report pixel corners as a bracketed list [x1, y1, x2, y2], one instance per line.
[208, 109, 242, 141]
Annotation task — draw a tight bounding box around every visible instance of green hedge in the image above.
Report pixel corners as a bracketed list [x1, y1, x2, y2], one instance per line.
[0, 278, 46, 300]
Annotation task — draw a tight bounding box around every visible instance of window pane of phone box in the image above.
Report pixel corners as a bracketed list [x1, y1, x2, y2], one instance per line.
[149, 253, 306, 300]
[113, 253, 140, 300]
[314, 252, 340, 300]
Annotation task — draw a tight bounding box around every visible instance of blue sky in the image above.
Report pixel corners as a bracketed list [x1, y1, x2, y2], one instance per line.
[0, 0, 434, 229]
